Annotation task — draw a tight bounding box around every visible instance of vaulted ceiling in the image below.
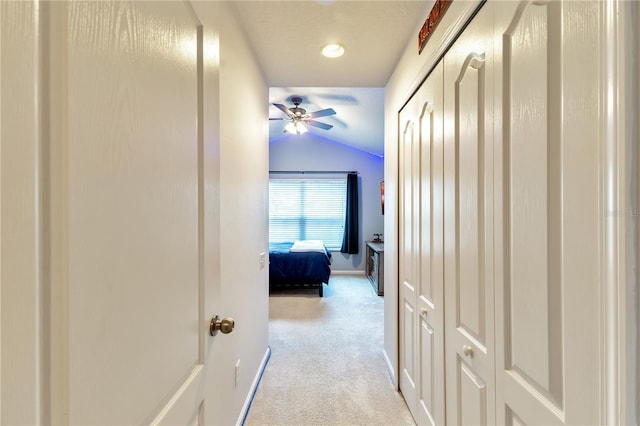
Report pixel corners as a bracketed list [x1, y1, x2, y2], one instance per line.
[231, 1, 434, 157]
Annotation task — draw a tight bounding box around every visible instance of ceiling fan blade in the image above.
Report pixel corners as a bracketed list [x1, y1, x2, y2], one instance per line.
[305, 120, 333, 130]
[269, 117, 287, 121]
[272, 103, 293, 117]
[308, 108, 336, 119]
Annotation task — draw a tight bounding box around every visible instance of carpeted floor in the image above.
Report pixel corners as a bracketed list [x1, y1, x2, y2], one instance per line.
[244, 275, 415, 426]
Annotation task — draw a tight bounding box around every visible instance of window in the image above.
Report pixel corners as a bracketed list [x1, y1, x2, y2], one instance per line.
[269, 178, 347, 250]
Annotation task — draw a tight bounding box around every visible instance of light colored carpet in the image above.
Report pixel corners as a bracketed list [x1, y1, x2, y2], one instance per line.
[244, 275, 415, 426]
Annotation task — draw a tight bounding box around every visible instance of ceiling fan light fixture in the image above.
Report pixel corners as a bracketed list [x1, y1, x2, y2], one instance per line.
[271, 97, 335, 133]
[285, 121, 307, 134]
[322, 43, 345, 58]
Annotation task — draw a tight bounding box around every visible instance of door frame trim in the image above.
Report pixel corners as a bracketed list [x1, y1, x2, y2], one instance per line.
[600, 0, 637, 423]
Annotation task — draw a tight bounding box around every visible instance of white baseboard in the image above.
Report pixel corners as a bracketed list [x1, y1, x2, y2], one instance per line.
[237, 346, 271, 426]
[382, 347, 398, 390]
[331, 270, 365, 276]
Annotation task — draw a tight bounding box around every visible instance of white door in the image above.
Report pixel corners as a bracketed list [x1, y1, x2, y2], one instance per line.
[415, 62, 446, 426]
[2, 1, 222, 424]
[493, 1, 603, 424]
[397, 2, 609, 424]
[398, 93, 421, 418]
[398, 62, 446, 426]
[443, 4, 496, 425]
[63, 1, 212, 423]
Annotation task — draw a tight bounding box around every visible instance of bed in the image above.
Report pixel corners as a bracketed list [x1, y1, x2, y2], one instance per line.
[268, 240, 332, 296]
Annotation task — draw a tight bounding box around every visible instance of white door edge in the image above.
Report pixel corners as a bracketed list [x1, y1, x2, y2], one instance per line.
[601, 0, 636, 423]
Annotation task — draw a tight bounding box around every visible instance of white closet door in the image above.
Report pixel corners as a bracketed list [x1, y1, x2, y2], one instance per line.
[443, 4, 496, 425]
[399, 90, 421, 419]
[398, 62, 446, 426]
[493, 1, 603, 424]
[416, 62, 446, 426]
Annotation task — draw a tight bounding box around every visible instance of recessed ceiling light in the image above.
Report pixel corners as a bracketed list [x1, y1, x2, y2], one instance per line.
[322, 43, 345, 58]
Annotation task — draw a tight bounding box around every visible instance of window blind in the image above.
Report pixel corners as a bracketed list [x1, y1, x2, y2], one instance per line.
[269, 178, 347, 250]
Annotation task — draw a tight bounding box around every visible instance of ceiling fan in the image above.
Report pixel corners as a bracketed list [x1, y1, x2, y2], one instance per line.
[269, 96, 336, 134]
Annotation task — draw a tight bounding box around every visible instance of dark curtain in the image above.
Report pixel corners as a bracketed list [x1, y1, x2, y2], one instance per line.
[340, 173, 359, 254]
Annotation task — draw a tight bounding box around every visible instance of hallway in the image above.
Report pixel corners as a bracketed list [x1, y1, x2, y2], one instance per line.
[245, 276, 414, 425]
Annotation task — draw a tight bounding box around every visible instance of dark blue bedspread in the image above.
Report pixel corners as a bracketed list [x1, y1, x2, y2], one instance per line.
[268, 242, 332, 284]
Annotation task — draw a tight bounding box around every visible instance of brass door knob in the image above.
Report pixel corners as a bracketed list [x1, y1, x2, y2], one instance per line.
[210, 315, 235, 336]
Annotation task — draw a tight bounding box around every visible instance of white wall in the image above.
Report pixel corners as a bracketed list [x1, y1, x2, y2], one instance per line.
[193, 3, 270, 425]
[382, 0, 483, 385]
[269, 134, 384, 272]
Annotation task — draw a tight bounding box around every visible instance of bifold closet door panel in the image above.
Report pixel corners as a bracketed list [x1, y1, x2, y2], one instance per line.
[399, 87, 421, 419]
[398, 61, 446, 426]
[415, 61, 445, 426]
[443, 3, 496, 425]
[493, 1, 603, 424]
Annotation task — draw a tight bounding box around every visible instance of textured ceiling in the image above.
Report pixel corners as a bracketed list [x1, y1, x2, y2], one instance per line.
[231, 1, 433, 156]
